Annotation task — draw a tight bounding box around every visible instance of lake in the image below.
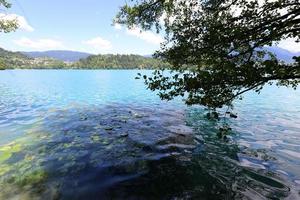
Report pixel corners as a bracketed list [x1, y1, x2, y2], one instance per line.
[0, 70, 300, 199]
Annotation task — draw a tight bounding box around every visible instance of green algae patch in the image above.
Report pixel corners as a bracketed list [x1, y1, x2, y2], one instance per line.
[91, 134, 101, 142]
[14, 169, 48, 187]
[0, 126, 54, 198]
[0, 143, 22, 163]
[63, 143, 73, 148]
[0, 152, 12, 163]
[0, 164, 11, 176]
[0, 168, 50, 200]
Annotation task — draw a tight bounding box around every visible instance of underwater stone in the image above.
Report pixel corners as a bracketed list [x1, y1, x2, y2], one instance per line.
[142, 145, 153, 152]
[104, 127, 114, 131]
[166, 125, 193, 136]
[156, 144, 196, 153]
[230, 113, 238, 118]
[133, 113, 143, 118]
[120, 133, 129, 137]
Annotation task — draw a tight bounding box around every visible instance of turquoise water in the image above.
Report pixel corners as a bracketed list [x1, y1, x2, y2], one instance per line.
[0, 70, 300, 199]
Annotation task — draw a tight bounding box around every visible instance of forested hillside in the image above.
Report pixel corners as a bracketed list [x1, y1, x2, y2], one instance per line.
[0, 47, 32, 68]
[0, 47, 170, 69]
[73, 54, 170, 69]
[1, 47, 296, 70]
[0, 47, 66, 69]
[22, 50, 92, 62]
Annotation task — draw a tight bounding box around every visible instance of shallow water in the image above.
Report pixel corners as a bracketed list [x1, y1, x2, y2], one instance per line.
[0, 70, 300, 199]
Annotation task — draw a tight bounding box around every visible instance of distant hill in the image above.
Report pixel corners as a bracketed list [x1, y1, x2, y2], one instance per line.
[144, 47, 300, 62]
[21, 50, 92, 62]
[73, 54, 170, 69]
[142, 47, 300, 63]
[0, 47, 168, 69]
[0, 47, 32, 67]
[0, 47, 66, 69]
[0, 47, 30, 60]
[265, 46, 300, 63]
[143, 54, 154, 58]
[1, 46, 299, 69]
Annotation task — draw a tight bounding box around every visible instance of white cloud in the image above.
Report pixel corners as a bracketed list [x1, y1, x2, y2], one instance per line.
[0, 13, 34, 32]
[277, 38, 300, 53]
[114, 23, 122, 30]
[126, 27, 164, 45]
[13, 37, 64, 50]
[83, 37, 112, 51]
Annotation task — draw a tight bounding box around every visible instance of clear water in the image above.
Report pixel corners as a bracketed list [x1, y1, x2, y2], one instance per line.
[0, 70, 300, 199]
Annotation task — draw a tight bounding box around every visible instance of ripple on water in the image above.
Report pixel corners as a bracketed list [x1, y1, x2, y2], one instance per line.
[0, 103, 293, 199]
[280, 150, 300, 159]
[1, 71, 300, 199]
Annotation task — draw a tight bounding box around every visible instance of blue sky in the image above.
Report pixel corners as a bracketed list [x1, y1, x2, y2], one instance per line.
[0, 0, 163, 54]
[0, 0, 299, 54]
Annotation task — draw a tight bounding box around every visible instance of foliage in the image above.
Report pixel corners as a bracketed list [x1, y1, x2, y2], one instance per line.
[73, 54, 170, 69]
[116, 0, 300, 108]
[0, 58, 5, 70]
[0, 47, 68, 69]
[0, 0, 18, 33]
[0, 47, 33, 69]
[0, 47, 170, 69]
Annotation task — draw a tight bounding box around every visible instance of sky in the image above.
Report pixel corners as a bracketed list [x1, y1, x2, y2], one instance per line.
[0, 0, 164, 55]
[0, 0, 299, 55]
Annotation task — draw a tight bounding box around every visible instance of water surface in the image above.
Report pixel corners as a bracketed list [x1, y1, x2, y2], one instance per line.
[0, 70, 300, 199]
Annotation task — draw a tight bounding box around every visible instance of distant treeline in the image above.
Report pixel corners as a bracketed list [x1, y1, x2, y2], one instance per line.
[73, 54, 170, 69]
[0, 48, 170, 69]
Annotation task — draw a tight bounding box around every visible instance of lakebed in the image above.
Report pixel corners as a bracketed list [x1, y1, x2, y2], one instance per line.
[0, 70, 300, 199]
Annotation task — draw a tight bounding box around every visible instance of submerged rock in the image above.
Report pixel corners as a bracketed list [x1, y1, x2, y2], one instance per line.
[133, 113, 143, 118]
[80, 117, 88, 121]
[166, 125, 193, 136]
[156, 144, 196, 153]
[104, 127, 114, 131]
[120, 133, 129, 138]
[229, 113, 238, 118]
[0, 104, 201, 199]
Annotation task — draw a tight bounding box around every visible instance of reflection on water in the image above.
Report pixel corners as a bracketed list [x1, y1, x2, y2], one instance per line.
[0, 104, 298, 199]
[186, 108, 295, 199]
[0, 70, 300, 199]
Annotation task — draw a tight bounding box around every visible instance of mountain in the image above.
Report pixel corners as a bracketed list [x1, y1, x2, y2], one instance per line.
[0, 47, 66, 69]
[17, 47, 300, 64]
[1, 46, 299, 69]
[265, 46, 300, 63]
[21, 50, 92, 62]
[0, 47, 168, 69]
[143, 54, 154, 58]
[141, 47, 300, 63]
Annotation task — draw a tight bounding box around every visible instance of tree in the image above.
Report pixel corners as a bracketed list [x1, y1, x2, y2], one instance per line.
[0, 0, 18, 33]
[0, 58, 5, 70]
[116, 0, 300, 109]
